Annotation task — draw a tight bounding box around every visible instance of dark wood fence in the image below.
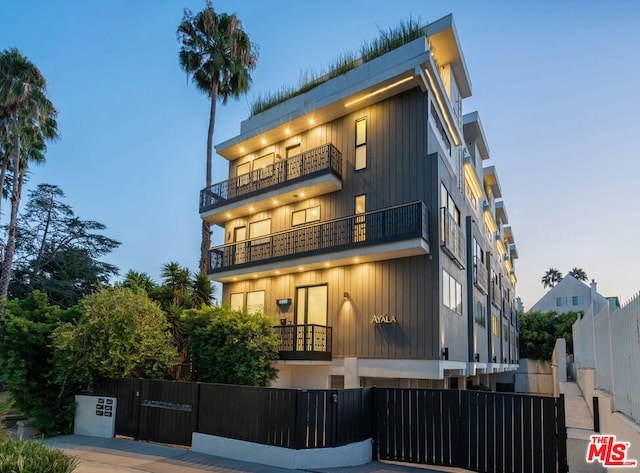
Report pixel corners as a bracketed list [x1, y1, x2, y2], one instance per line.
[96, 380, 567, 473]
[96, 379, 371, 450]
[373, 388, 568, 473]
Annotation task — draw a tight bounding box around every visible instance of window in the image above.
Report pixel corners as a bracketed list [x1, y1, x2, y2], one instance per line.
[430, 103, 451, 155]
[440, 184, 460, 225]
[474, 298, 486, 327]
[503, 324, 508, 341]
[292, 206, 320, 226]
[230, 293, 243, 311]
[492, 315, 499, 336]
[237, 161, 251, 186]
[236, 161, 251, 176]
[249, 219, 271, 244]
[296, 285, 327, 325]
[286, 144, 301, 158]
[233, 226, 247, 264]
[556, 297, 568, 307]
[442, 269, 462, 314]
[246, 290, 265, 315]
[253, 153, 274, 171]
[355, 118, 367, 170]
[572, 296, 584, 306]
[354, 194, 366, 242]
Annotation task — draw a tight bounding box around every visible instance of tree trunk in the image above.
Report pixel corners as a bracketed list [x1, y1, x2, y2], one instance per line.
[199, 83, 219, 274]
[0, 134, 23, 315]
[0, 150, 9, 225]
[29, 191, 55, 290]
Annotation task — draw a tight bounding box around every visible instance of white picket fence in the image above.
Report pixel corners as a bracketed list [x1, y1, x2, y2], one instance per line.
[573, 292, 640, 424]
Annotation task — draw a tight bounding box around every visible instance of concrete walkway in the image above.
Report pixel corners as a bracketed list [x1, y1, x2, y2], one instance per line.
[44, 435, 463, 473]
[559, 381, 594, 430]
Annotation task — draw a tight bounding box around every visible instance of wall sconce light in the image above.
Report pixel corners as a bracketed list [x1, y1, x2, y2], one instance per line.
[441, 347, 449, 360]
[503, 357, 507, 363]
[492, 356, 497, 363]
[474, 353, 480, 362]
[343, 292, 350, 299]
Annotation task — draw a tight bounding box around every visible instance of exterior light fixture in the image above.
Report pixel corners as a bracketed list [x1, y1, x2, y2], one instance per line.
[240, 147, 245, 153]
[345, 76, 413, 108]
[474, 353, 480, 362]
[261, 138, 266, 144]
[343, 292, 350, 299]
[309, 119, 314, 125]
[285, 128, 291, 134]
[441, 347, 449, 360]
[492, 356, 497, 363]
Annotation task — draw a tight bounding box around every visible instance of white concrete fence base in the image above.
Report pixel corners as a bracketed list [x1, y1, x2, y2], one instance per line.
[191, 432, 372, 470]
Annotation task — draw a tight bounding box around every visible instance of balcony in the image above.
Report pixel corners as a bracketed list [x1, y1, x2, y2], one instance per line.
[200, 144, 342, 224]
[273, 324, 332, 361]
[208, 201, 430, 281]
[440, 208, 465, 268]
[473, 256, 488, 294]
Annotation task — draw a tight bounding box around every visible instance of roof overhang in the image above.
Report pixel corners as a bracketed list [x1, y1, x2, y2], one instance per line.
[495, 200, 509, 225]
[463, 111, 490, 160]
[216, 14, 472, 161]
[483, 165, 503, 199]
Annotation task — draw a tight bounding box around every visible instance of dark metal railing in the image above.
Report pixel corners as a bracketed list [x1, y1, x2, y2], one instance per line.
[208, 201, 429, 273]
[440, 207, 465, 268]
[199, 143, 342, 212]
[473, 256, 488, 294]
[273, 324, 332, 361]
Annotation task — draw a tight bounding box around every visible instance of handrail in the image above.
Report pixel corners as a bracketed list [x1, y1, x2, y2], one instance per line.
[199, 143, 342, 211]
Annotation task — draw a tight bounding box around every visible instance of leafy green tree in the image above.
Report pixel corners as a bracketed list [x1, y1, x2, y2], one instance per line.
[0, 291, 81, 433]
[183, 305, 278, 386]
[177, 3, 258, 273]
[519, 310, 579, 361]
[53, 287, 178, 393]
[541, 267, 563, 289]
[122, 270, 157, 294]
[0, 48, 58, 310]
[9, 183, 120, 307]
[568, 267, 588, 282]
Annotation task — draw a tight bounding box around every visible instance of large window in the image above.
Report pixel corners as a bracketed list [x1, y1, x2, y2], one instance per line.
[249, 218, 271, 245]
[556, 297, 568, 307]
[246, 290, 265, 315]
[296, 285, 327, 325]
[474, 298, 486, 327]
[441, 183, 460, 225]
[442, 269, 462, 314]
[430, 103, 451, 155]
[292, 206, 320, 226]
[355, 118, 367, 170]
[572, 296, 584, 306]
[492, 315, 499, 336]
[230, 293, 243, 311]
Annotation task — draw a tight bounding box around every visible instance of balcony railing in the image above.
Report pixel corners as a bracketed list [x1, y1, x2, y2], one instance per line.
[208, 201, 429, 273]
[473, 256, 488, 294]
[491, 280, 501, 309]
[273, 324, 332, 361]
[440, 207, 465, 268]
[200, 143, 342, 212]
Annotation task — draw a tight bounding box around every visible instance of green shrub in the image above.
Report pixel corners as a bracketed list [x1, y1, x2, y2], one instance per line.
[183, 305, 279, 386]
[0, 439, 77, 473]
[0, 292, 81, 434]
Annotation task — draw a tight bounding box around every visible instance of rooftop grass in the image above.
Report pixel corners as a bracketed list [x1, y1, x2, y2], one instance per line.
[250, 16, 427, 116]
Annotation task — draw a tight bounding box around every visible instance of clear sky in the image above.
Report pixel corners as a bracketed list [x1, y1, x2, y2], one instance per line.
[2, 0, 639, 309]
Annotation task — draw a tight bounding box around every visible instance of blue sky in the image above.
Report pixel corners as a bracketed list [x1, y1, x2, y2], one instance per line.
[2, 1, 639, 309]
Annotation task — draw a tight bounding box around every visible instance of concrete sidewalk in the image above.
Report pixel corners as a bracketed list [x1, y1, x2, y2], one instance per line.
[44, 435, 463, 473]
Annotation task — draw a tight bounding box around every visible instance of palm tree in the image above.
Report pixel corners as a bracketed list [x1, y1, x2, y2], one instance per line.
[0, 48, 58, 311]
[568, 267, 588, 282]
[177, 2, 258, 274]
[541, 268, 563, 289]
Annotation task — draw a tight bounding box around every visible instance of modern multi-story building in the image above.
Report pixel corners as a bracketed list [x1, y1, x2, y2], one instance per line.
[199, 14, 519, 390]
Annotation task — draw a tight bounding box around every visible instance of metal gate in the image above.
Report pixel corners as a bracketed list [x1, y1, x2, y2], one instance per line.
[373, 388, 567, 473]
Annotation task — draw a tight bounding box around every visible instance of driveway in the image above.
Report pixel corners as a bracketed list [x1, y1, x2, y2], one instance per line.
[44, 435, 465, 473]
